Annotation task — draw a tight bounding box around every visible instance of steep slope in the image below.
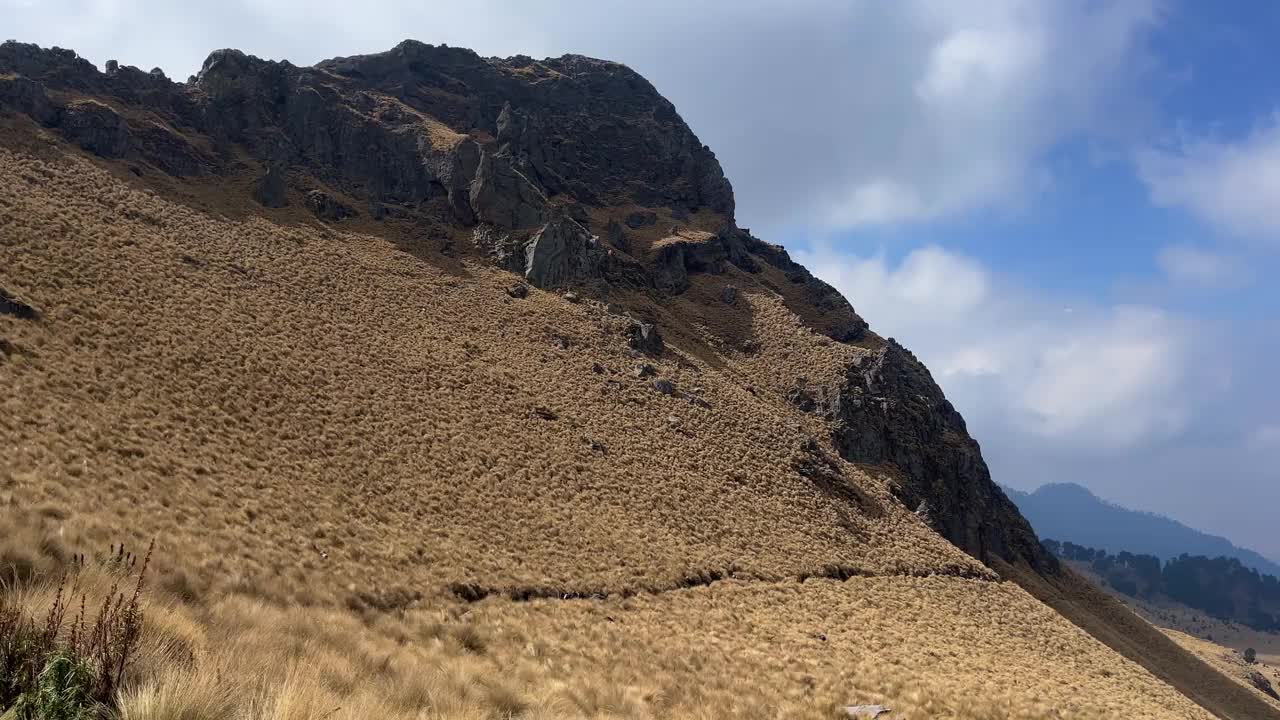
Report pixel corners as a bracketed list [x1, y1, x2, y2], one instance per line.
[2, 40, 1275, 719]
[1008, 482, 1280, 576]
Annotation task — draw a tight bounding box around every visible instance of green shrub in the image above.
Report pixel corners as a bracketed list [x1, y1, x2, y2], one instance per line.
[0, 542, 152, 719]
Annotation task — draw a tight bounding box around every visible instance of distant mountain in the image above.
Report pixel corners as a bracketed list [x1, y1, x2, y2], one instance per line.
[1005, 482, 1280, 577]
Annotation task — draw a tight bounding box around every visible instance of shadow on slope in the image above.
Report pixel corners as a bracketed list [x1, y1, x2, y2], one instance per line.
[1003, 559, 1280, 720]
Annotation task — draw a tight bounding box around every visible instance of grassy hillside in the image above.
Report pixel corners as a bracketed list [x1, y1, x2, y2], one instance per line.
[3, 40, 1278, 719]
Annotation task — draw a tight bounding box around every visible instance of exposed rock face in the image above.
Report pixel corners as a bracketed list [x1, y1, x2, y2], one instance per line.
[60, 101, 132, 157]
[523, 214, 604, 289]
[305, 189, 354, 221]
[826, 340, 1055, 571]
[253, 163, 288, 208]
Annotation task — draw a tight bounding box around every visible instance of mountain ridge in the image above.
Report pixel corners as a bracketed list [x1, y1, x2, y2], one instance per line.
[1006, 482, 1280, 577]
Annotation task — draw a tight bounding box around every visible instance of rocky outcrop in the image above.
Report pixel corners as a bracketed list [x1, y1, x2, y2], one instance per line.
[60, 100, 131, 158]
[470, 149, 547, 229]
[252, 163, 288, 208]
[305, 190, 354, 221]
[825, 340, 1055, 571]
[523, 214, 604, 289]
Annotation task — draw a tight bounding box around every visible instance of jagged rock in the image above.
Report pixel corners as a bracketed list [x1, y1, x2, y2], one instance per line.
[252, 163, 288, 208]
[625, 210, 657, 228]
[634, 363, 657, 378]
[606, 220, 629, 252]
[627, 323, 664, 355]
[652, 378, 675, 395]
[105, 59, 119, 74]
[61, 100, 131, 157]
[721, 285, 737, 305]
[828, 341, 1054, 570]
[652, 243, 689, 294]
[0, 288, 38, 320]
[787, 386, 818, 413]
[0, 76, 58, 125]
[1248, 671, 1279, 700]
[522, 215, 604, 289]
[506, 284, 529, 299]
[305, 190, 354, 221]
[470, 149, 547, 229]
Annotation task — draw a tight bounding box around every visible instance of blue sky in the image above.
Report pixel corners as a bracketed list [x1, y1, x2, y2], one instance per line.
[6, 0, 1279, 559]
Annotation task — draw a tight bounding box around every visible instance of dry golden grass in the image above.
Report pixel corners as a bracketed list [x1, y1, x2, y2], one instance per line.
[1161, 628, 1280, 709]
[0, 129, 1224, 718]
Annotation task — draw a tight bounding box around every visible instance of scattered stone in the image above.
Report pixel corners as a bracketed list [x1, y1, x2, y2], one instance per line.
[0, 288, 38, 320]
[584, 436, 607, 454]
[652, 378, 675, 395]
[252, 162, 288, 208]
[506, 284, 529, 299]
[532, 406, 558, 420]
[721, 285, 738, 305]
[552, 334, 572, 350]
[844, 706, 890, 719]
[687, 394, 712, 409]
[665, 415, 681, 426]
[627, 322, 664, 355]
[634, 364, 657, 378]
[787, 386, 817, 413]
[591, 362, 606, 374]
[305, 189, 355, 221]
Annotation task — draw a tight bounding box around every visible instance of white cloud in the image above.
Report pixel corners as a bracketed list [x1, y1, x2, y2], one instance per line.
[1138, 116, 1280, 242]
[1156, 244, 1248, 288]
[797, 245, 1194, 449]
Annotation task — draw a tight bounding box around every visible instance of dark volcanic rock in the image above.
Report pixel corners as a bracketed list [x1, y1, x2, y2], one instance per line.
[827, 340, 1054, 571]
[627, 323, 664, 355]
[252, 163, 288, 208]
[305, 190, 355, 221]
[61, 101, 131, 157]
[471, 149, 547, 229]
[0, 288, 38, 320]
[522, 213, 604, 289]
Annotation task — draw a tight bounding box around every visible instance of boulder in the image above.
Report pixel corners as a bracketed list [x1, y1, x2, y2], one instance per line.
[606, 219, 629, 252]
[305, 189, 355, 221]
[470, 148, 547, 229]
[522, 214, 604, 289]
[627, 323, 664, 355]
[652, 378, 675, 395]
[252, 163, 288, 208]
[721, 285, 738, 305]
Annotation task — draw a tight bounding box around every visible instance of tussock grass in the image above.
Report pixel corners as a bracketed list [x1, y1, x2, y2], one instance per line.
[0, 137, 1225, 718]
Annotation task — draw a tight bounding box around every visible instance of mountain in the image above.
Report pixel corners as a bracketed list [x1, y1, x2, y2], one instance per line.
[3, 39, 1278, 719]
[1006, 482, 1280, 577]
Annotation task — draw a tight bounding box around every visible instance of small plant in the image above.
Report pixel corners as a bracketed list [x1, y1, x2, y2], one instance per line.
[1244, 647, 1257, 664]
[0, 541, 153, 719]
